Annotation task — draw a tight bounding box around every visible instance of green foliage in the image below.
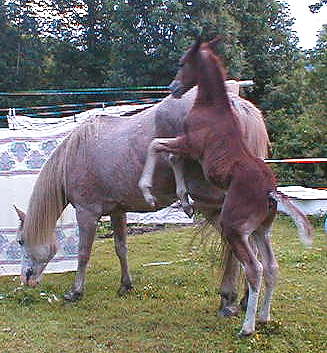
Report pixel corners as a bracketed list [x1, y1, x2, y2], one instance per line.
[267, 25, 327, 184]
[309, 0, 327, 13]
[0, 0, 324, 183]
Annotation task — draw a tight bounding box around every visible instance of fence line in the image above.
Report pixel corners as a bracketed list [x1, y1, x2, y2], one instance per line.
[0, 97, 163, 120]
[0, 86, 169, 96]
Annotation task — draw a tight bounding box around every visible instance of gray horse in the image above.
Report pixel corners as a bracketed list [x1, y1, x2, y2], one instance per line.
[15, 84, 270, 317]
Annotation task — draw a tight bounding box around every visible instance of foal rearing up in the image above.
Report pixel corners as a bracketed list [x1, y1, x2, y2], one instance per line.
[139, 37, 311, 336]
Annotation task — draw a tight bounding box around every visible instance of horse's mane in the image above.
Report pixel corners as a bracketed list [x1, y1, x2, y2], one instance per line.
[229, 95, 270, 159]
[23, 116, 103, 247]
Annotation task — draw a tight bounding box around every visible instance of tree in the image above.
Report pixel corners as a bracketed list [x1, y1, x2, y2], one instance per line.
[309, 0, 327, 13]
[267, 25, 326, 185]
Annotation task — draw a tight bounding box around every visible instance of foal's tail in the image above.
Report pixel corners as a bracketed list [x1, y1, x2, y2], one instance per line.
[269, 191, 313, 246]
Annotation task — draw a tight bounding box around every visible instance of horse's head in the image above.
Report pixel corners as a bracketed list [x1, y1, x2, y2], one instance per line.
[14, 206, 58, 287]
[169, 36, 223, 98]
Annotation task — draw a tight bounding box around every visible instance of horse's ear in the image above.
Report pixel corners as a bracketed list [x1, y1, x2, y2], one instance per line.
[14, 205, 26, 225]
[208, 35, 223, 50]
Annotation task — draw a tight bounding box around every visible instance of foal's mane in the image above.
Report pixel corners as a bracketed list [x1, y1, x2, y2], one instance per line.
[200, 42, 227, 81]
[192, 41, 232, 109]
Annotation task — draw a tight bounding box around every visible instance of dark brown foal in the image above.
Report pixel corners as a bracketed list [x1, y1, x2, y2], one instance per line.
[139, 37, 312, 336]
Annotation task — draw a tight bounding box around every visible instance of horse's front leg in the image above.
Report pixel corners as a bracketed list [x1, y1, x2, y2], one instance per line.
[139, 137, 185, 207]
[64, 207, 99, 302]
[168, 153, 194, 218]
[111, 211, 133, 296]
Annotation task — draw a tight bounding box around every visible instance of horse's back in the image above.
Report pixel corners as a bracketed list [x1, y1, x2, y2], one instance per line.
[63, 113, 176, 213]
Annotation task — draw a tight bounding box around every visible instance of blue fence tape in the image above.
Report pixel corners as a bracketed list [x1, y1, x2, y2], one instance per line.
[0, 86, 169, 96]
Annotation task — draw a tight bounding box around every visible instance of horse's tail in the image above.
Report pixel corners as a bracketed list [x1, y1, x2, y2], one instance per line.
[269, 191, 313, 246]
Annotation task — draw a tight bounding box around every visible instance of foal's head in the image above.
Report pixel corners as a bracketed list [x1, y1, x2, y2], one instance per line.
[169, 36, 224, 98]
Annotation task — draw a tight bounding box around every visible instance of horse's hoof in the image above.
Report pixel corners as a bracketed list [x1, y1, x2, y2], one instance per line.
[117, 284, 134, 297]
[218, 305, 240, 318]
[182, 204, 194, 218]
[64, 290, 83, 302]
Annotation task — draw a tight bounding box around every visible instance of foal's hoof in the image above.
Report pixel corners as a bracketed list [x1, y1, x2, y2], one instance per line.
[117, 284, 134, 297]
[144, 193, 157, 208]
[218, 305, 240, 318]
[64, 290, 83, 302]
[257, 317, 271, 325]
[238, 329, 255, 338]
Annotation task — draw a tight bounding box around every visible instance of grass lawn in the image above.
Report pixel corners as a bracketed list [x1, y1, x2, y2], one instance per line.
[0, 217, 326, 353]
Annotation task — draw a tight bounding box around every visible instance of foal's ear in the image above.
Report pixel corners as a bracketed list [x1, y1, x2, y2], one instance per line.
[14, 205, 26, 225]
[182, 37, 202, 63]
[189, 37, 202, 55]
[208, 35, 223, 50]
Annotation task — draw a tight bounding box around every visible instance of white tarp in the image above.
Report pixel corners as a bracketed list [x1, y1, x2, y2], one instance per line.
[277, 186, 327, 216]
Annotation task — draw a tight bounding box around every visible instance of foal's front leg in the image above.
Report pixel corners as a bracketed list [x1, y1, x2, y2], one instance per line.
[138, 138, 171, 207]
[139, 137, 191, 214]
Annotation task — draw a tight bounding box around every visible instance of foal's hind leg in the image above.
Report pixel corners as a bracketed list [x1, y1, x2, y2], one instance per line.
[64, 206, 100, 301]
[239, 236, 258, 312]
[255, 224, 279, 323]
[111, 211, 133, 296]
[222, 224, 263, 336]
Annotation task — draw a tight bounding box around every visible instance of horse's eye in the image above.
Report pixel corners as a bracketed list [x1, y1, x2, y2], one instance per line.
[18, 239, 24, 246]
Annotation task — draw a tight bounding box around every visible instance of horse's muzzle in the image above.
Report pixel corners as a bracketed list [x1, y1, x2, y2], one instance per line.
[21, 268, 38, 287]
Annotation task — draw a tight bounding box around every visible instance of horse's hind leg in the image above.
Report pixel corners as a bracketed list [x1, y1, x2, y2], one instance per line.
[255, 223, 279, 323]
[64, 206, 100, 301]
[111, 211, 133, 296]
[168, 153, 194, 217]
[201, 210, 242, 317]
[218, 245, 241, 317]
